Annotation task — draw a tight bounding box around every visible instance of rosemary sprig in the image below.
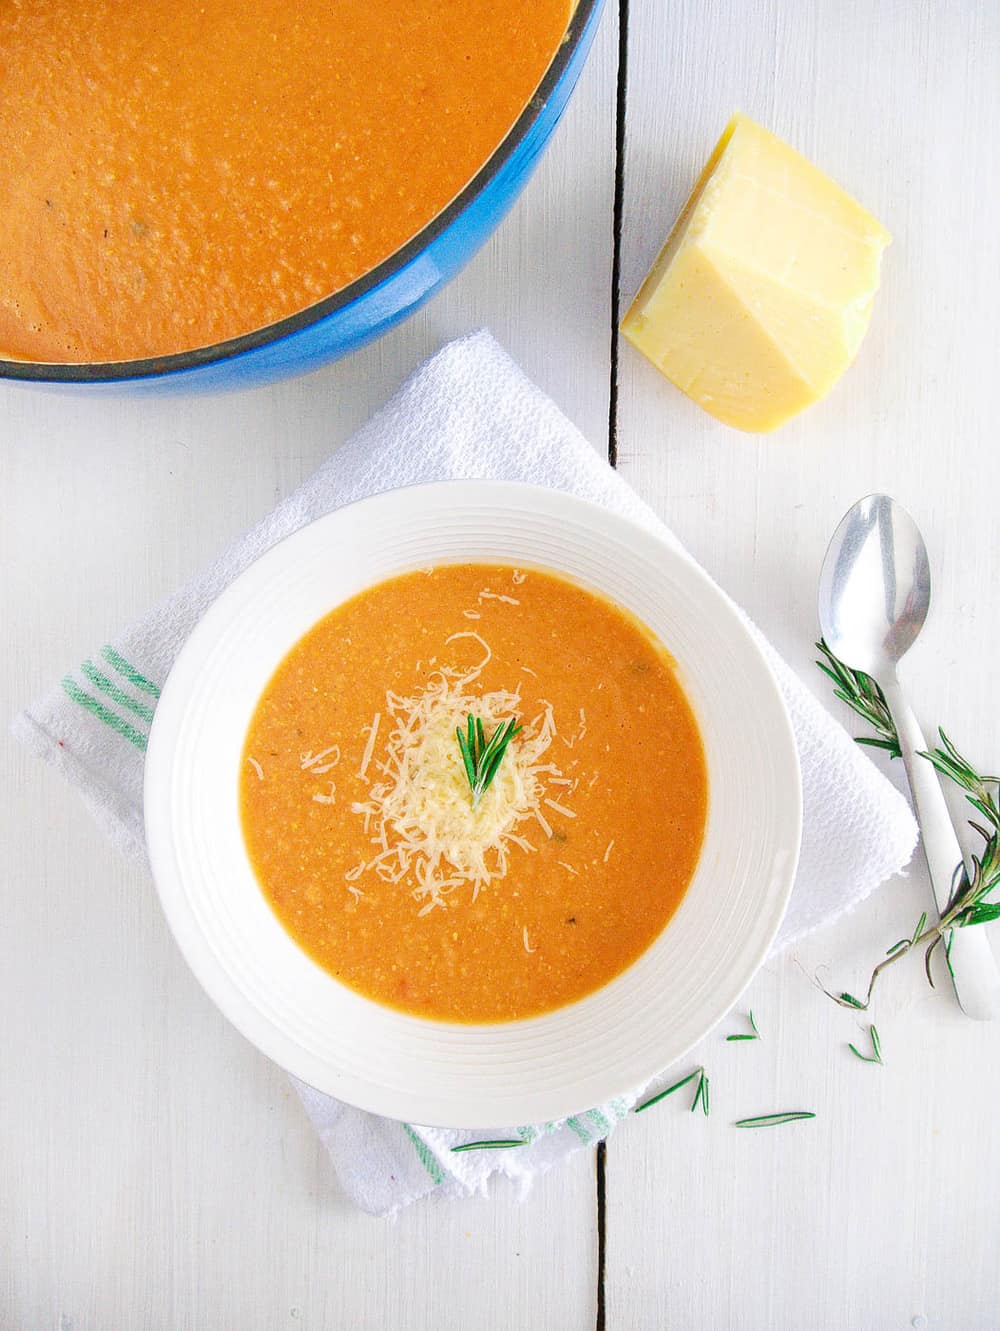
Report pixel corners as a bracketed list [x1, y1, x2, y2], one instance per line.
[725, 1010, 760, 1041]
[848, 1024, 883, 1065]
[734, 1112, 815, 1129]
[451, 1138, 528, 1153]
[815, 640, 900, 757]
[816, 639, 1000, 1009]
[455, 714, 522, 808]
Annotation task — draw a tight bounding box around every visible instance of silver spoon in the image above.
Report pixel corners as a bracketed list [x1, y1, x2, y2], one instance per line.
[819, 493, 1000, 1020]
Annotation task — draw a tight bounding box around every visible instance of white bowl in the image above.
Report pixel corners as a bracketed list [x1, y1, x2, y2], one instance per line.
[144, 481, 801, 1127]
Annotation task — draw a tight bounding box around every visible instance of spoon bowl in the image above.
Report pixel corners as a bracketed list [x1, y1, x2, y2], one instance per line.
[818, 493, 930, 678]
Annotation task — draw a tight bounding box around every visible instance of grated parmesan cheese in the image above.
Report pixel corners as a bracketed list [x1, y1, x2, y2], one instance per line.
[522, 927, 536, 953]
[349, 632, 576, 915]
[544, 798, 576, 819]
[301, 745, 340, 775]
[478, 589, 520, 606]
[533, 806, 553, 838]
[358, 713, 380, 779]
[246, 756, 264, 781]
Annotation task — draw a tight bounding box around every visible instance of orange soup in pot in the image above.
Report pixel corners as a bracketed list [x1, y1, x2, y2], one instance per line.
[0, 0, 572, 363]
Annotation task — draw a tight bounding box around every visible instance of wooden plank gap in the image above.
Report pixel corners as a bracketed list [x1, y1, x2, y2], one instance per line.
[607, 0, 630, 470]
[595, 1140, 608, 1331]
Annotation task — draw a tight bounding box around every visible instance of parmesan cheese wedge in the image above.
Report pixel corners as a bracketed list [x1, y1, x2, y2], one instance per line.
[622, 113, 891, 432]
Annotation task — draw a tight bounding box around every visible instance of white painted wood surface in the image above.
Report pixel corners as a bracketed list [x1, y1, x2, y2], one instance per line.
[2, 1, 999, 1327]
[609, 2, 1000, 1329]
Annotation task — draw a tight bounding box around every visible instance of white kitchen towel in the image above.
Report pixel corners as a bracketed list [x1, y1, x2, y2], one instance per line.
[14, 330, 918, 1217]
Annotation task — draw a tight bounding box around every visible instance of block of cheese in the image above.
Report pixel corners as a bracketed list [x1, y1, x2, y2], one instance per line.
[621, 114, 891, 432]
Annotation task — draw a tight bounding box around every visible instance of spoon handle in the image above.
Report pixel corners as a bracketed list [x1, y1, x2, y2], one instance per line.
[882, 678, 1000, 1020]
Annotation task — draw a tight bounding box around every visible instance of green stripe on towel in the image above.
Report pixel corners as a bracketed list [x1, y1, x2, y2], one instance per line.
[100, 646, 161, 699]
[81, 661, 155, 723]
[60, 677, 148, 751]
[586, 1108, 612, 1134]
[565, 1116, 592, 1143]
[402, 1123, 445, 1185]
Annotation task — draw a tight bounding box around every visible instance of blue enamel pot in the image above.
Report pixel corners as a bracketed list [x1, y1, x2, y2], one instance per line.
[2, 0, 604, 392]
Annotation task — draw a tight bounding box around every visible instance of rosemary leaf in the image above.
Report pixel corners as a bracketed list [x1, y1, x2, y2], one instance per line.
[689, 1069, 709, 1116]
[964, 902, 1000, 926]
[848, 1024, 883, 1065]
[734, 1112, 816, 1129]
[725, 1010, 760, 1041]
[856, 737, 902, 753]
[455, 726, 476, 788]
[924, 935, 943, 989]
[634, 1067, 702, 1114]
[838, 992, 867, 1010]
[945, 931, 956, 979]
[451, 1138, 528, 1153]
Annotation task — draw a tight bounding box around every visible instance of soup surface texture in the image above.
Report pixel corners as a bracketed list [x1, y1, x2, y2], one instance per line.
[240, 565, 708, 1023]
[0, 0, 571, 363]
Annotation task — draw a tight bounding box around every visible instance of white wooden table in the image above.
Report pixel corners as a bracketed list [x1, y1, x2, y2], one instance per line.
[3, 3, 999, 1327]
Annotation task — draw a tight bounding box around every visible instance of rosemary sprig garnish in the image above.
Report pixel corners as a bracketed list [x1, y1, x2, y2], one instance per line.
[451, 1137, 528, 1153]
[734, 1112, 815, 1129]
[455, 714, 522, 808]
[848, 1024, 883, 1065]
[725, 1010, 760, 1041]
[816, 639, 1000, 1008]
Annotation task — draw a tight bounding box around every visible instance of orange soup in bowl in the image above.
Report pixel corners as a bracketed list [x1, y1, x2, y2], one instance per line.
[0, 0, 572, 363]
[240, 564, 708, 1023]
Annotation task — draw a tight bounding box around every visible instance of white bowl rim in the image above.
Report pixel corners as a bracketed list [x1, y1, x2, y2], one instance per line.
[144, 479, 802, 1127]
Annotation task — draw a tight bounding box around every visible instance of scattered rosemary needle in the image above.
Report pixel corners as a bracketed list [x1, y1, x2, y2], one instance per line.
[451, 1138, 528, 1153]
[726, 1010, 760, 1041]
[634, 1067, 703, 1114]
[848, 1024, 883, 1065]
[734, 1112, 816, 1129]
[455, 713, 523, 808]
[816, 639, 1000, 1008]
[690, 1070, 710, 1117]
